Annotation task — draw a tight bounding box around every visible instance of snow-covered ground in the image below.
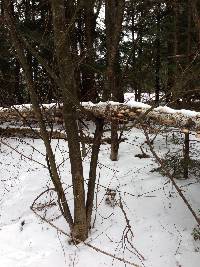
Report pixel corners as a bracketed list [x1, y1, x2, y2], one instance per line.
[0, 123, 200, 267]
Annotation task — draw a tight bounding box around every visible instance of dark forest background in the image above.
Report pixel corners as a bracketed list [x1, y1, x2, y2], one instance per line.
[1, 0, 200, 109]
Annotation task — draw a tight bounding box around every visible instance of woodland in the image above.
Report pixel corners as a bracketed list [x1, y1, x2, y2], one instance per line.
[1, 1, 200, 267]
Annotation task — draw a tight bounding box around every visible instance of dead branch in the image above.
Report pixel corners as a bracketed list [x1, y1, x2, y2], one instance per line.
[119, 197, 145, 262]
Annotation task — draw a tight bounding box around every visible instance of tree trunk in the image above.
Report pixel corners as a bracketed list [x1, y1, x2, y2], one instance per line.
[166, 2, 178, 103]
[130, 3, 138, 101]
[136, 6, 143, 102]
[3, 0, 73, 230]
[191, 0, 200, 46]
[81, 0, 97, 102]
[104, 0, 125, 161]
[183, 131, 190, 179]
[187, 0, 192, 62]
[155, 3, 161, 104]
[51, 0, 88, 241]
[103, 0, 125, 101]
[14, 59, 23, 104]
[86, 118, 104, 228]
[110, 119, 119, 161]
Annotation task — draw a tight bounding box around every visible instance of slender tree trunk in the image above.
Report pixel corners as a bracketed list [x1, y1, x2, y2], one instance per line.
[81, 0, 97, 102]
[155, 3, 161, 104]
[86, 118, 104, 227]
[3, 0, 73, 230]
[187, 0, 192, 61]
[136, 8, 143, 102]
[130, 2, 138, 101]
[110, 118, 119, 161]
[14, 59, 23, 104]
[78, 120, 87, 158]
[25, 0, 33, 103]
[113, 52, 124, 102]
[103, 0, 125, 101]
[191, 0, 200, 46]
[104, 0, 125, 161]
[183, 131, 190, 179]
[166, 2, 178, 103]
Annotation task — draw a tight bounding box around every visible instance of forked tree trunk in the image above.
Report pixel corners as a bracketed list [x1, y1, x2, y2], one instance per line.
[51, 0, 88, 241]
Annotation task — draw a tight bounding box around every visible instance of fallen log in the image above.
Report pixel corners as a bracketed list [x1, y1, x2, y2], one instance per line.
[1, 102, 200, 134]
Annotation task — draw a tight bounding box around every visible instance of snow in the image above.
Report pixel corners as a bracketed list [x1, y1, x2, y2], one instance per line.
[154, 106, 177, 114]
[0, 123, 200, 266]
[76, 99, 197, 119]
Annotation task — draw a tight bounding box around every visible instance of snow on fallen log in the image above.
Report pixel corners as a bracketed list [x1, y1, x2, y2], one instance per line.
[82, 101, 200, 132]
[1, 99, 200, 135]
